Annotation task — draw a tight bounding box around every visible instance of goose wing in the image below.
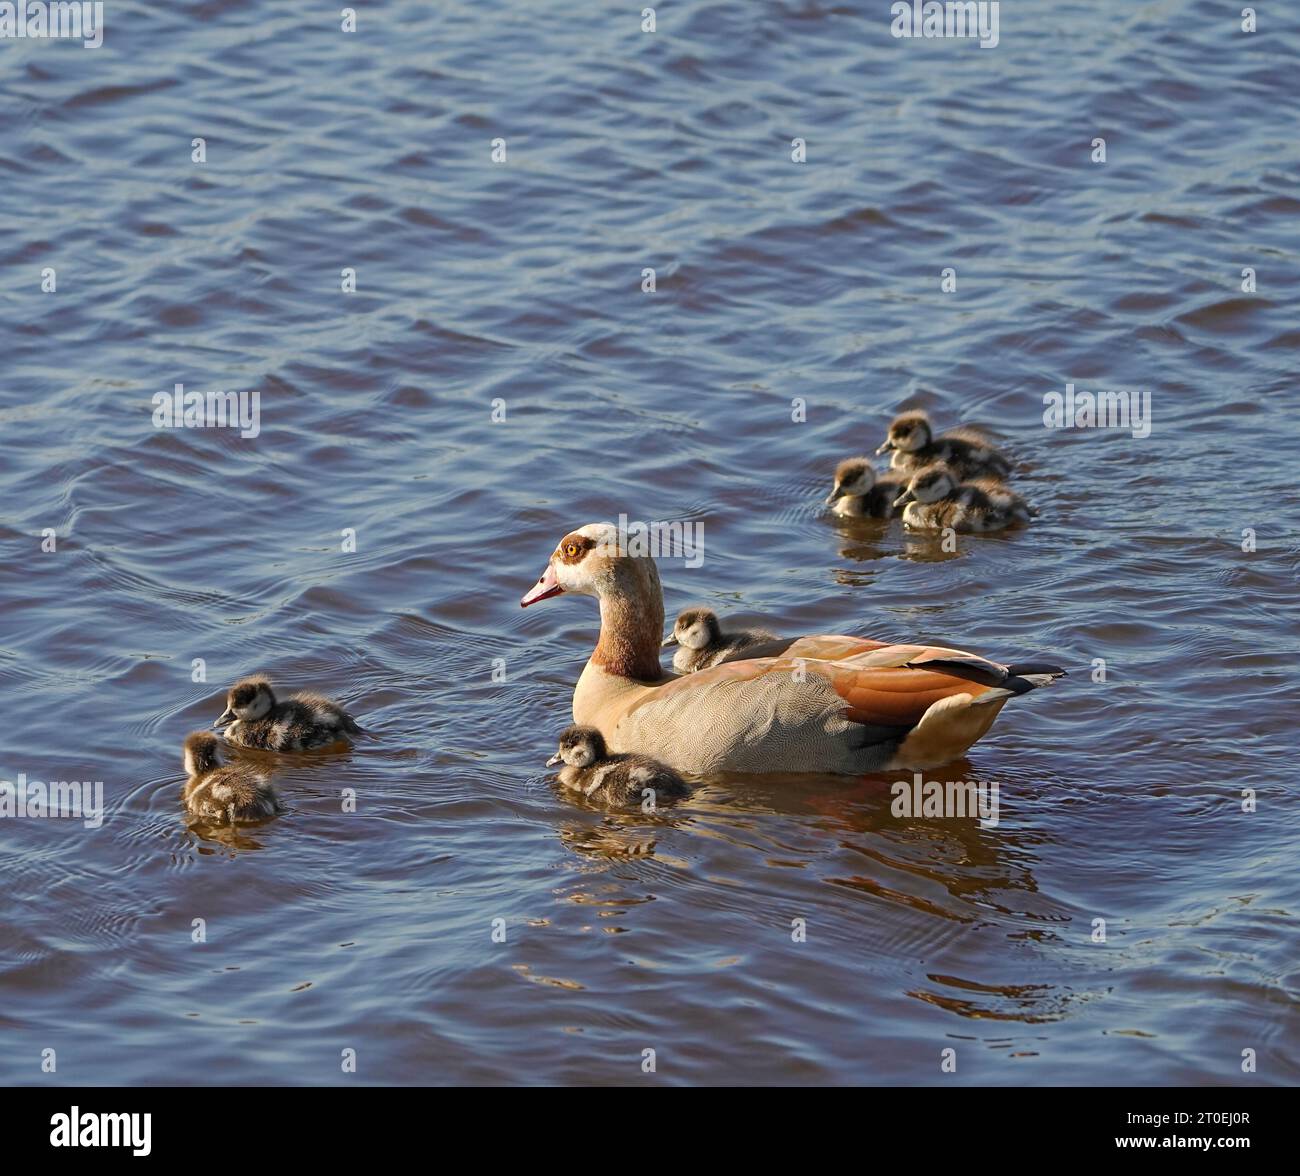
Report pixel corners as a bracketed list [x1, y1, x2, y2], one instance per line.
[640, 640, 1012, 730]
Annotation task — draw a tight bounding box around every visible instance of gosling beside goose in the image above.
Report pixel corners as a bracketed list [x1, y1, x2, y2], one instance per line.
[895, 462, 1034, 533]
[547, 724, 690, 805]
[520, 522, 1064, 776]
[824, 458, 906, 519]
[877, 410, 1011, 481]
[663, 607, 777, 674]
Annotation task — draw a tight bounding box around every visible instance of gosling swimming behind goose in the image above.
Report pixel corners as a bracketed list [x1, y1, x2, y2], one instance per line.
[214, 675, 364, 751]
[663, 607, 777, 674]
[877, 410, 1011, 481]
[182, 731, 282, 824]
[824, 457, 907, 519]
[894, 462, 1034, 533]
[546, 725, 690, 806]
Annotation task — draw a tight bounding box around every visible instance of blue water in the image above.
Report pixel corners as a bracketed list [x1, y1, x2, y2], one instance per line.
[0, 0, 1296, 1085]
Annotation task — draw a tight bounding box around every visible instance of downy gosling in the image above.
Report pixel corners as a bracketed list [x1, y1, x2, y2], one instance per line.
[824, 457, 906, 519]
[877, 410, 1011, 481]
[547, 725, 690, 806]
[182, 731, 282, 824]
[663, 607, 776, 674]
[894, 462, 1033, 533]
[214, 675, 364, 751]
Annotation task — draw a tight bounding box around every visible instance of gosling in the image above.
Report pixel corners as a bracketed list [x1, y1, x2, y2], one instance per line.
[182, 731, 282, 824]
[893, 462, 1034, 533]
[824, 457, 907, 519]
[662, 607, 777, 674]
[877, 410, 1011, 481]
[214, 675, 364, 751]
[546, 725, 690, 806]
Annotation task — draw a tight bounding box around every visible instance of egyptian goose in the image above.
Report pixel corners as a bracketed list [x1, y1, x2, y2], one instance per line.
[663, 607, 777, 674]
[182, 732, 282, 824]
[547, 724, 690, 805]
[520, 523, 1064, 775]
[214, 676, 364, 751]
[894, 462, 1034, 533]
[824, 457, 907, 519]
[877, 410, 1011, 481]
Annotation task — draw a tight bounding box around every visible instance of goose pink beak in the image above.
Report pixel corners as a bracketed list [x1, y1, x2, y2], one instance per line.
[521, 562, 563, 607]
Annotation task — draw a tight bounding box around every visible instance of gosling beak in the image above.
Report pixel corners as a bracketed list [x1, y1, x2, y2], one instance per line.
[892, 490, 914, 509]
[824, 486, 846, 505]
[545, 752, 563, 767]
[521, 562, 563, 608]
[875, 440, 894, 455]
[662, 633, 678, 647]
[213, 709, 236, 728]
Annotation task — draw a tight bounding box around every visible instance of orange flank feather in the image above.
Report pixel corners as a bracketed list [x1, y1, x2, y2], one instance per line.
[821, 663, 994, 726]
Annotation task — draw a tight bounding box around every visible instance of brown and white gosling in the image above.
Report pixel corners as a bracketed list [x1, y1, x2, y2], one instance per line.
[893, 462, 1033, 533]
[182, 731, 282, 824]
[824, 457, 907, 519]
[214, 675, 364, 751]
[662, 607, 777, 674]
[546, 725, 690, 806]
[877, 410, 1011, 481]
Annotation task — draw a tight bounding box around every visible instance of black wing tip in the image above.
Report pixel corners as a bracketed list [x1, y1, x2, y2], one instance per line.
[903, 659, 1068, 694]
[903, 657, 1009, 689]
[1005, 662, 1067, 679]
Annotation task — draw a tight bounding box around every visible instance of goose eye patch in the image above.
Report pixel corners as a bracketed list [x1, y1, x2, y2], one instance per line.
[557, 534, 596, 564]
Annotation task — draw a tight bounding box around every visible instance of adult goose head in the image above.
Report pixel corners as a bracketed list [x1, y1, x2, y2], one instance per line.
[522, 521, 1064, 776]
[522, 522, 664, 682]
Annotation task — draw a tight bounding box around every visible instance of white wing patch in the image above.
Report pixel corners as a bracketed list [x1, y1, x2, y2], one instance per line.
[583, 763, 620, 796]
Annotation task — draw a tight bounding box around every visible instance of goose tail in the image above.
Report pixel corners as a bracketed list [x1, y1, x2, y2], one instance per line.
[906, 657, 1066, 696]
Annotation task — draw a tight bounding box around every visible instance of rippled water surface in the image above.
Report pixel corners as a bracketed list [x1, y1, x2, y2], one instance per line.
[1, 1, 1297, 1085]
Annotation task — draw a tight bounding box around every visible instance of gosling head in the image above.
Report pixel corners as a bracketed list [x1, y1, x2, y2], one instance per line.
[824, 457, 877, 505]
[663, 607, 722, 651]
[877, 410, 933, 456]
[893, 462, 959, 508]
[183, 731, 223, 776]
[214, 676, 275, 728]
[546, 725, 607, 769]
